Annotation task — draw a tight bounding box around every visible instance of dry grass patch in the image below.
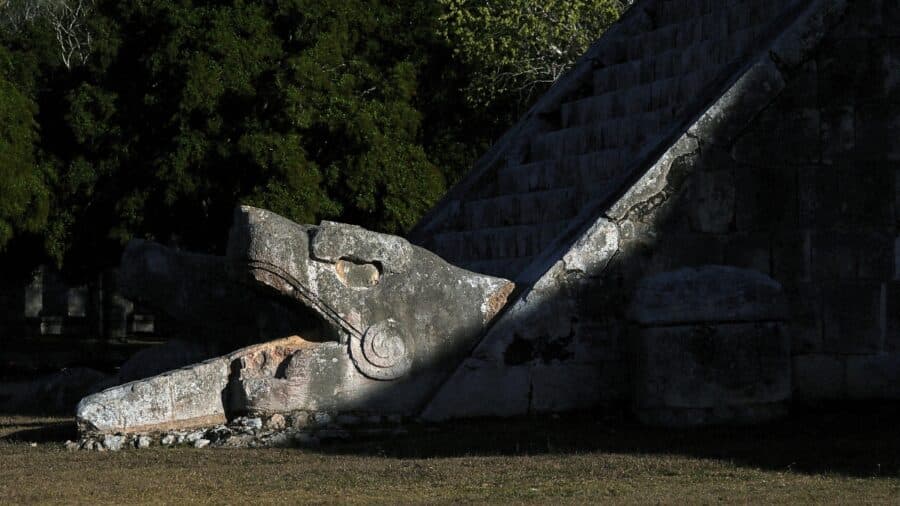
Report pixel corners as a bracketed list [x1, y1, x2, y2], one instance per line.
[1, 407, 899, 504]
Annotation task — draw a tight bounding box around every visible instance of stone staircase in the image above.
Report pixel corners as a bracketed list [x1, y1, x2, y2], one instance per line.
[413, 0, 804, 281]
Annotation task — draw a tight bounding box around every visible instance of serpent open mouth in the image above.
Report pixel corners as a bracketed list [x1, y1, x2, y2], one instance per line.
[76, 206, 513, 436]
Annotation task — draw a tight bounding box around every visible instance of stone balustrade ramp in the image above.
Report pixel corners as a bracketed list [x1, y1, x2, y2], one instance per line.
[412, 0, 807, 283]
[414, 0, 862, 420]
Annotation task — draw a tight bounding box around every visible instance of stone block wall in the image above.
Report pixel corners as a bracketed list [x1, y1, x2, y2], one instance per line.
[625, 0, 900, 401]
[423, 0, 900, 419]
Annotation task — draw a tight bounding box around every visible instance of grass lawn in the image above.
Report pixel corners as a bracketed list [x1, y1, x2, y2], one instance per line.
[1, 406, 900, 504]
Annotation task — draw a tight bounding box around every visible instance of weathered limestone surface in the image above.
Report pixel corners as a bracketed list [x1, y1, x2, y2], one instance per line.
[227, 207, 514, 415]
[78, 208, 513, 435]
[629, 267, 792, 427]
[77, 336, 336, 435]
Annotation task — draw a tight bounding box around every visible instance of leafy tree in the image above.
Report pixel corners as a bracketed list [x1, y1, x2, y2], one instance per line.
[439, 0, 625, 111]
[12, 0, 447, 272]
[0, 45, 48, 252]
[0, 0, 626, 276]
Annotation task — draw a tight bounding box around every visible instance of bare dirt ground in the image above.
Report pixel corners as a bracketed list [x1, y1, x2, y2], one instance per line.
[1, 405, 899, 504]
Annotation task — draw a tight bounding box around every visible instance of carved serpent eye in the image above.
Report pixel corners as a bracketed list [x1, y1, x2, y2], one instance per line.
[335, 258, 381, 288]
[349, 319, 412, 380]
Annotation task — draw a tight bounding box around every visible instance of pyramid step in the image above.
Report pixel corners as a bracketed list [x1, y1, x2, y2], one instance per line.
[560, 94, 676, 132]
[567, 84, 652, 125]
[460, 187, 581, 229]
[592, 60, 644, 97]
[634, 1, 759, 60]
[600, 0, 779, 67]
[594, 31, 752, 99]
[530, 125, 615, 162]
[728, 24, 770, 61]
[594, 47, 685, 96]
[455, 256, 537, 280]
[431, 221, 572, 265]
[655, 0, 717, 26]
[726, 1, 756, 33]
[594, 37, 728, 99]
[497, 151, 625, 196]
[750, 0, 795, 25]
[629, 24, 680, 60]
[533, 112, 668, 162]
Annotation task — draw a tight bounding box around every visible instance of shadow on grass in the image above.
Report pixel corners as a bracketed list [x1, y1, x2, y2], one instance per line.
[317, 402, 900, 478]
[4, 403, 899, 479]
[0, 420, 66, 429]
[1, 421, 77, 443]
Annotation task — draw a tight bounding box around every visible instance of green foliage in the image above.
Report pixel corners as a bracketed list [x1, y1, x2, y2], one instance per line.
[4, 0, 449, 270]
[440, 0, 625, 110]
[0, 46, 48, 251]
[0, 0, 623, 273]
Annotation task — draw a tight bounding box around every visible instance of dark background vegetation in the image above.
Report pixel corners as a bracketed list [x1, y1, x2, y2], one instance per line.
[0, 0, 627, 283]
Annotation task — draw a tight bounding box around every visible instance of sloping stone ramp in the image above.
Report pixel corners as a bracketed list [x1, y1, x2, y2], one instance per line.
[413, 0, 853, 420]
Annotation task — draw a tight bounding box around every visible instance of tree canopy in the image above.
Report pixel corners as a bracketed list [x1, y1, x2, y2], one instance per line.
[440, 0, 624, 110]
[0, 0, 624, 277]
[0, 44, 48, 252]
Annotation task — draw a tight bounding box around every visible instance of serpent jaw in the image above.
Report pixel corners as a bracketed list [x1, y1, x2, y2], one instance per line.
[76, 206, 514, 435]
[227, 206, 514, 384]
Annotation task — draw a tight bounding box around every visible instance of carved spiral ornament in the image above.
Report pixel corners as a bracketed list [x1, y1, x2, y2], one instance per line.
[350, 319, 412, 380]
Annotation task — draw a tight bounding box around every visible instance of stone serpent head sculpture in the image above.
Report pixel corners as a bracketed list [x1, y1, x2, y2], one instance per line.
[77, 206, 513, 435]
[226, 206, 515, 416]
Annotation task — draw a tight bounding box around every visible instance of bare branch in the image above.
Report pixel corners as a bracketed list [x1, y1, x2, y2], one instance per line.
[1, 0, 94, 69]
